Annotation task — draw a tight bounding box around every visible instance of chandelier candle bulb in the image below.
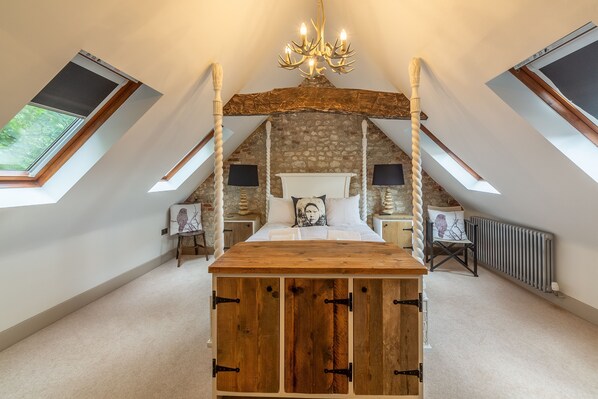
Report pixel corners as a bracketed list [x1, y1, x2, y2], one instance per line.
[300, 22, 307, 44]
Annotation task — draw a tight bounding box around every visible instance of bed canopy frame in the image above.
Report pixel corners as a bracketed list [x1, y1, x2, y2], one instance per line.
[210, 59, 424, 263]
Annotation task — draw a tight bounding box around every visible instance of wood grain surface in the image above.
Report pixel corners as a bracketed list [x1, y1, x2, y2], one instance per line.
[216, 277, 280, 392]
[353, 279, 419, 395]
[208, 241, 428, 275]
[284, 278, 349, 394]
[223, 86, 428, 120]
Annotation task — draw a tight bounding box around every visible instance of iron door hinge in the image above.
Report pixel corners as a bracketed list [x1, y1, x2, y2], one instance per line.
[324, 292, 353, 311]
[212, 359, 240, 378]
[324, 362, 353, 382]
[393, 292, 422, 312]
[212, 290, 240, 309]
[394, 363, 423, 382]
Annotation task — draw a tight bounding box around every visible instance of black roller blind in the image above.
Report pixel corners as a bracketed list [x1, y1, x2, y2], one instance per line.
[31, 62, 119, 117]
[540, 40, 598, 119]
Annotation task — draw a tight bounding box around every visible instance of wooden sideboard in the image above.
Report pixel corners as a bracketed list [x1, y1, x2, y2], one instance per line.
[209, 241, 427, 398]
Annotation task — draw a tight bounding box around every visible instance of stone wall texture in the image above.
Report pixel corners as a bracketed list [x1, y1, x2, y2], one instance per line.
[188, 118, 458, 247]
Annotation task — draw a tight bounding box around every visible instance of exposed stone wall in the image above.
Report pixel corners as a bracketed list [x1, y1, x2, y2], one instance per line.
[188, 111, 458, 247]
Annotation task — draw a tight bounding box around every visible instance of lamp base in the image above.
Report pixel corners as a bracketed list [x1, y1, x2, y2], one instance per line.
[380, 188, 394, 215]
[238, 188, 250, 215]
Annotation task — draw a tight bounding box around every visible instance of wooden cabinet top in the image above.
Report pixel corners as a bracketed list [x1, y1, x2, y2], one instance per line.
[208, 241, 428, 275]
[224, 213, 261, 222]
[373, 214, 413, 220]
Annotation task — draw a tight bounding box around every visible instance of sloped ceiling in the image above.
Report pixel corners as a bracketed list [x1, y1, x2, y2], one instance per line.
[0, 0, 597, 331]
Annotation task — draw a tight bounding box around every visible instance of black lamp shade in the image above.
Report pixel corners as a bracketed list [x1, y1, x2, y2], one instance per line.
[372, 164, 405, 186]
[228, 164, 259, 187]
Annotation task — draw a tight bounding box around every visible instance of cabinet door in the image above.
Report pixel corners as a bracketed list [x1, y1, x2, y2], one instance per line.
[224, 221, 254, 249]
[382, 221, 413, 252]
[216, 277, 280, 392]
[285, 278, 349, 394]
[353, 279, 420, 396]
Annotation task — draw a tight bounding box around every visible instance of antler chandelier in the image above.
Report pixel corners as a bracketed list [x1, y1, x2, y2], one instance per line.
[278, 0, 355, 78]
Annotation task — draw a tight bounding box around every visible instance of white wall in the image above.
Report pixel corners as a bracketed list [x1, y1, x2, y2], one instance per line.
[0, 0, 305, 332]
[1, 0, 597, 334]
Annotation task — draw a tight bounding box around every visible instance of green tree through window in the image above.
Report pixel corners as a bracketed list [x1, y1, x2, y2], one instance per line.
[0, 105, 80, 171]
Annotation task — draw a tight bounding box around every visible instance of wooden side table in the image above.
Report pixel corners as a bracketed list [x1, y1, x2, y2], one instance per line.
[372, 214, 413, 253]
[223, 214, 262, 250]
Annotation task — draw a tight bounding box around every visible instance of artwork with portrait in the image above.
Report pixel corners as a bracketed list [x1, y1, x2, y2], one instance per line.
[292, 195, 327, 227]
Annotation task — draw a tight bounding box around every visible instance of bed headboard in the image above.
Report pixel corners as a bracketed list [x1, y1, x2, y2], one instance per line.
[276, 173, 356, 199]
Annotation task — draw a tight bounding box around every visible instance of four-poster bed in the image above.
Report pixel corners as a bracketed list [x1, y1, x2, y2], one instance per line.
[208, 59, 426, 398]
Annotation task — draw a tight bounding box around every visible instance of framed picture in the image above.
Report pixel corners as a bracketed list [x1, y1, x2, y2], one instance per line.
[169, 203, 202, 235]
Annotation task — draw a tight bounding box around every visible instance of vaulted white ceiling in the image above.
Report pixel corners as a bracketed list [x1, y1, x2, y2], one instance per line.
[1, 0, 597, 331]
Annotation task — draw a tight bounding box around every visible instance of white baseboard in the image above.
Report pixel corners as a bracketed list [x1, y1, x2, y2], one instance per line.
[480, 263, 598, 326]
[0, 249, 175, 352]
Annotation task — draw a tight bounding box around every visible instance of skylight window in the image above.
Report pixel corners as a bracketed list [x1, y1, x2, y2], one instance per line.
[0, 51, 130, 185]
[512, 22, 598, 145]
[490, 22, 598, 184]
[149, 128, 234, 193]
[420, 125, 499, 194]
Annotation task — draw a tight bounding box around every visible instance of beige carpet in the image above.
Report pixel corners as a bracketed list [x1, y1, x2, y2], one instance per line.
[0, 256, 597, 398]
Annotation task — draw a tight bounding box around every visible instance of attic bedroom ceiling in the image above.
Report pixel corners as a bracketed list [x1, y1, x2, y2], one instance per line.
[1, 0, 598, 333]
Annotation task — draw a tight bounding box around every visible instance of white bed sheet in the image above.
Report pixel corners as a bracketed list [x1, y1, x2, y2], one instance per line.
[247, 222, 384, 242]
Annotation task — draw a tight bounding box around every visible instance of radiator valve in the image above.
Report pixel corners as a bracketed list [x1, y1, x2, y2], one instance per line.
[551, 282, 560, 296]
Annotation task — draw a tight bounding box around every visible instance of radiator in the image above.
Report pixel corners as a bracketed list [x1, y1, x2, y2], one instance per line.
[469, 216, 555, 292]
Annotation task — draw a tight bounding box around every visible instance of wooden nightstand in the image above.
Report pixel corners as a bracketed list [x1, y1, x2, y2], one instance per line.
[224, 214, 262, 250]
[373, 214, 413, 253]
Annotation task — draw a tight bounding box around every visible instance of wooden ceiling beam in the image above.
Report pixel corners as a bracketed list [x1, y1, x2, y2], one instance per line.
[223, 87, 427, 120]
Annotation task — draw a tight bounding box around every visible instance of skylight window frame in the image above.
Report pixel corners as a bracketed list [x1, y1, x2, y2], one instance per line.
[161, 130, 215, 181]
[419, 124, 499, 194]
[0, 52, 140, 188]
[511, 23, 598, 147]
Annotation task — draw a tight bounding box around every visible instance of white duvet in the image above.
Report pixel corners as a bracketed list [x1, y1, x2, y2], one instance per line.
[247, 222, 384, 242]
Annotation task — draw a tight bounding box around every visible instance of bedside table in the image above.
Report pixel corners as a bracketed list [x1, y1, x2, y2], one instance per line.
[224, 214, 262, 249]
[373, 214, 413, 253]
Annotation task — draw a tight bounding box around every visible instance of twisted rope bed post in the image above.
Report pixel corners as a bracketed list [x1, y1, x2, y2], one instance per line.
[361, 119, 368, 222]
[212, 63, 225, 259]
[409, 58, 425, 264]
[265, 119, 272, 216]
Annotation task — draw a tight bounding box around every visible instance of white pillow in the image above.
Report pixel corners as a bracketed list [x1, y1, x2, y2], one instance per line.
[267, 196, 295, 224]
[326, 195, 361, 226]
[428, 208, 468, 241]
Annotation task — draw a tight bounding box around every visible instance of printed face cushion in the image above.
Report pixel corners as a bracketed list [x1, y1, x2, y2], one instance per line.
[292, 195, 327, 227]
[428, 209, 468, 241]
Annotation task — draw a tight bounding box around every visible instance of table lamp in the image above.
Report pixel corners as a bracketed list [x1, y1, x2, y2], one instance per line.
[228, 164, 259, 215]
[372, 164, 405, 215]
